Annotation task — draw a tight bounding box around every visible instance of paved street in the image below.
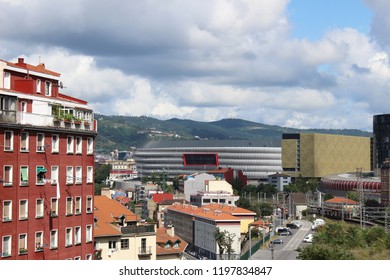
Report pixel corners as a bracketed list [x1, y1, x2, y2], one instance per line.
[250, 220, 312, 260]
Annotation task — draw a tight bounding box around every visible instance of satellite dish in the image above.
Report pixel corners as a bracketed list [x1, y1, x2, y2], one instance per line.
[59, 81, 64, 89]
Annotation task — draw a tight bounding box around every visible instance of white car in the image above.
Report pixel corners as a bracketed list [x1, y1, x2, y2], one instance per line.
[303, 234, 313, 243]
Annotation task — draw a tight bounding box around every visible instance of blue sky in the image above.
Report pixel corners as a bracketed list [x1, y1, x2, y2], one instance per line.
[288, 0, 373, 39]
[1, 0, 390, 132]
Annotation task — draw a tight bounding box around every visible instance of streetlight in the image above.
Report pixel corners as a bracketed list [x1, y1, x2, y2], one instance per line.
[248, 224, 252, 259]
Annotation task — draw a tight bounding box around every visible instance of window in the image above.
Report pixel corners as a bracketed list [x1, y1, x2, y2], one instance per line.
[67, 136, 74, 154]
[75, 197, 81, 215]
[75, 166, 82, 184]
[36, 166, 47, 185]
[2, 200, 12, 221]
[4, 131, 13, 151]
[65, 228, 73, 247]
[86, 225, 92, 243]
[74, 226, 81, 245]
[76, 137, 82, 154]
[20, 166, 28, 186]
[50, 230, 58, 249]
[20, 132, 29, 151]
[45, 81, 52, 96]
[3, 166, 12, 186]
[87, 137, 93, 154]
[74, 256, 81, 260]
[36, 79, 41, 93]
[66, 197, 73, 216]
[35, 232, 44, 251]
[66, 166, 74, 184]
[86, 254, 92, 260]
[19, 199, 28, 220]
[87, 166, 93, 183]
[52, 134, 59, 153]
[51, 198, 58, 217]
[2, 236, 11, 257]
[18, 234, 27, 254]
[86, 196, 93, 213]
[4, 72, 10, 89]
[36, 198, 44, 218]
[108, 240, 116, 249]
[36, 133, 45, 152]
[121, 239, 129, 250]
[51, 166, 58, 184]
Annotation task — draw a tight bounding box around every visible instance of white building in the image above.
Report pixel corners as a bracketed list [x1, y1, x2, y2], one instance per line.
[268, 172, 291, 192]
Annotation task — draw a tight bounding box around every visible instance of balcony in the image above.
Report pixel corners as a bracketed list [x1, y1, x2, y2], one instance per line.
[0, 110, 96, 132]
[138, 246, 152, 256]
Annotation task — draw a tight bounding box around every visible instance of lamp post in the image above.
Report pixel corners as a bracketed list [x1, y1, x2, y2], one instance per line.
[248, 224, 252, 259]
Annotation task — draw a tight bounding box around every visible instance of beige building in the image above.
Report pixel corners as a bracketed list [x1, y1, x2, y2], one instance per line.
[94, 196, 157, 260]
[282, 133, 371, 178]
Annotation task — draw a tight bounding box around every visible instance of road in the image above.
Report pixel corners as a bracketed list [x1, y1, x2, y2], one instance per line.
[250, 219, 312, 260]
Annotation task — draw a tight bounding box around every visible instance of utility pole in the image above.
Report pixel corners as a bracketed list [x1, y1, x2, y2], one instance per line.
[356, 168, 364, 229]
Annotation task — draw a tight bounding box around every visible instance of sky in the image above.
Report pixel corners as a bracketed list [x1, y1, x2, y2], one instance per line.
[1, 0, 389, 132]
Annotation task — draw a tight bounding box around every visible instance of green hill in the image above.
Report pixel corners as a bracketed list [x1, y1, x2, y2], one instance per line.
[94, 114, 373, 153]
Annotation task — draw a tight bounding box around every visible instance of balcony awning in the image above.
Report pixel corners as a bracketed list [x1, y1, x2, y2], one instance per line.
[21, 168, 28, 181]
[36, 167, 48, 174]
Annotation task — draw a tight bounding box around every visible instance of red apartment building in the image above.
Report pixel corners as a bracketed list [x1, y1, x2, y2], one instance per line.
[0, 57, 97, 260]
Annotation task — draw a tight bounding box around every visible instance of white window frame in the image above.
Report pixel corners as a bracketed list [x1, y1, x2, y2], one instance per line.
[51, 198, 58, 217]
[66, 197, 73, 216]
[4, 72, 10, 89]
[18, 233, 27, 254]
[20, 132, 29, 152]
[2, 200, 12, 221]
[86, 254, 92, 260]
[36, 79, 41, 93]
[65, 227, 73, 247]
[76, 136, 82, 154]
[35, 232, 44, 251]
[86, 224, 92, 243]
[87, 166, 93, 183]
[36, 133, 45, 152]
[51, 166, 59, 185]
[4, 130, 13, 151]
[50, 230, 58, 249]
[66, 166, 74, 184]
[52, 134, 59, 153]
[19, 199, 28, 220]
[86, 196, 93, 213]
[87, 137, 93, 154]
[2, 235, 12, 257]
[45, 81, 52, 96]
[67, 136, 74, 154]
[74, 226, 81, 245]
[3, 165, 12, 186]
[75, 196, 82, 215]
[75, 166, 82, 184]
[20, 166, 28, 186]
[36, 198, 44, 218]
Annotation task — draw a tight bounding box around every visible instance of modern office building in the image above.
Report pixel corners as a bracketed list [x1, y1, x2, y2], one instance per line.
[0, 57, 97, 260]
[282, 133, 371, 178]
[133, 140, 282, 182]
[373, 114, 390, 169]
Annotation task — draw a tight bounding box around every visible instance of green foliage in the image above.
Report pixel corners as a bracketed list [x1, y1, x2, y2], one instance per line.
[258, 184, 278, 197]
[297, 221, 390, 260]
[94, 164, 111, 184]
[285, 176, 319, 193]
[214, 227, 236, 259]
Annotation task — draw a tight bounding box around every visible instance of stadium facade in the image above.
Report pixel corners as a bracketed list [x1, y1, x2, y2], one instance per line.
[133, 140, 282, 182]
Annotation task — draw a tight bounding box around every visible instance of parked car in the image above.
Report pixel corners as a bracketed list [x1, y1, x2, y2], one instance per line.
[286, 223, 299, 229]
[303, 234, 313, 243]
[271, 238, 283, 244]
[277, 227, 293, 236]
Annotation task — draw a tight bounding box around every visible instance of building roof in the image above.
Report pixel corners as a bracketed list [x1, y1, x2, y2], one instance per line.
[324, 197, 359, 205]
[94, 195, 139, 237]
[158, 199, 189, 206]
[152, 193, 174, 204]
[155, 227, 188, 256]
[4, 57, 61, 77]
[268, 172, 291, 177]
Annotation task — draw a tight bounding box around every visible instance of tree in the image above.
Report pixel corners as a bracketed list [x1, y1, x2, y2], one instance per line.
[94, 164, 111, 184]
[214, 227, 236, 260]
[214, 227, 225, 259]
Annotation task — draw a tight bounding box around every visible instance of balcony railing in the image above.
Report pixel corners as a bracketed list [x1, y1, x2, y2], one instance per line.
[0, 111, 96, 132]
[138, 246, 152, 256]
[121, 225, 155, 235]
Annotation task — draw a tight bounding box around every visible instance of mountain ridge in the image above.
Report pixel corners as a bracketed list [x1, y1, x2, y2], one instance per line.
[94, 114, 373, 153]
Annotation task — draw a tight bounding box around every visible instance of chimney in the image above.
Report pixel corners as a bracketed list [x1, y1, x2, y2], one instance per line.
[17, 57, 25, 65]
[166, 224, 175, 237]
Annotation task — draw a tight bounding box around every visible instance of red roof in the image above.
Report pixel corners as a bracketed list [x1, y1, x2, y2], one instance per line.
[152, 193, 174, 204]
[324, 197, 358, 205]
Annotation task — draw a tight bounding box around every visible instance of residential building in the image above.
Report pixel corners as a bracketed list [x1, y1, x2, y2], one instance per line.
[141, 193, 173, 220]
[107, 158, 138, 182]
[155, 198, 188, 228]
[373, 114, 390, 169]
[94, 195, 156, 260]
[0, 57, 97, 260]
[282, 133, 371, 178]
[268, 172, 291, 192]
[190, 191, 239, 207]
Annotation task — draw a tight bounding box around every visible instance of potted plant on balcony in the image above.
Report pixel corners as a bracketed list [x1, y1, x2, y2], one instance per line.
[19, 248, 28, 254]
[63, 113, 74, 124]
